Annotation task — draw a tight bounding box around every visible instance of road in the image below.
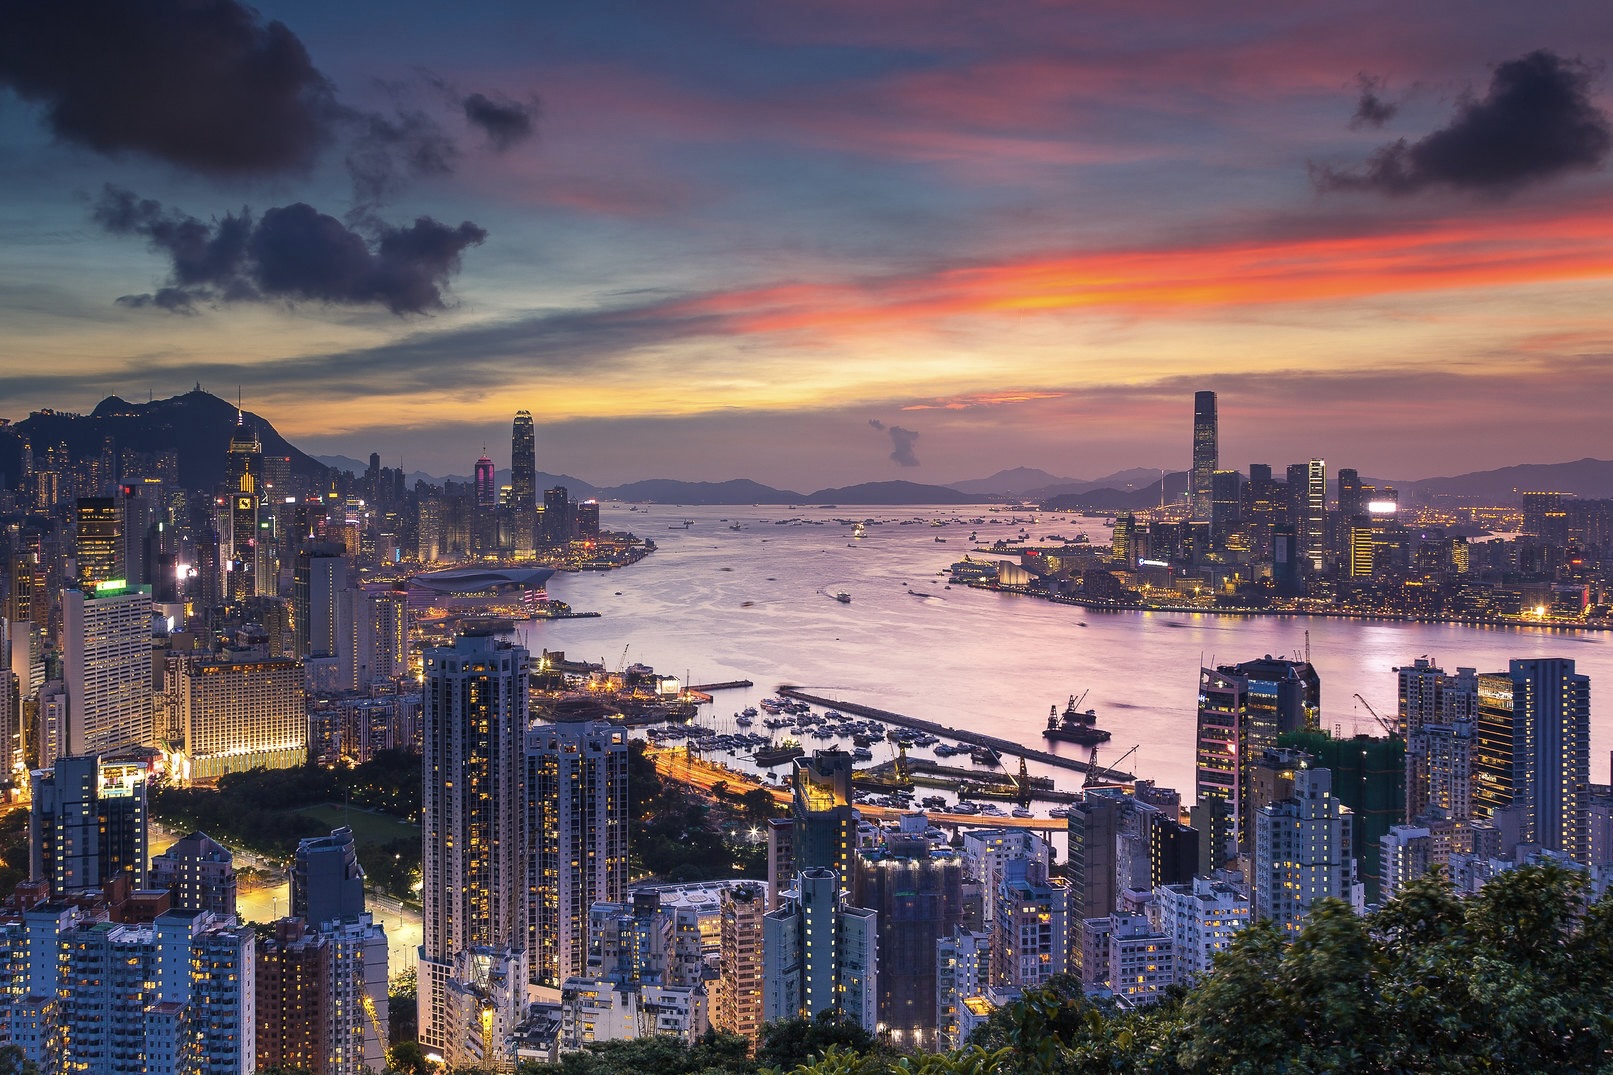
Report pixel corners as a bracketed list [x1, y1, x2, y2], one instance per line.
[645, 746, 1066, 832]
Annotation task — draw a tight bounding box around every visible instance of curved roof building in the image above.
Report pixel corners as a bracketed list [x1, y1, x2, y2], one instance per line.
[409, 566, 556, 596]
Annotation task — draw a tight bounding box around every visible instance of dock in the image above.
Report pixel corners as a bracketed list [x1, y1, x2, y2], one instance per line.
[688, 679, 755, 692]
[777, 686, 1134, 783]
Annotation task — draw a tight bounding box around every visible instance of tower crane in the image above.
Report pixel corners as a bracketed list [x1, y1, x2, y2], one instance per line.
[1084, 743, 1140, 787]
[1352, 693, 1400, 738]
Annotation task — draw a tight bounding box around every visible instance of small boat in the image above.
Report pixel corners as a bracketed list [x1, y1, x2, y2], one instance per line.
[970, 746, 1001, 766]
[851, 747, 873, 761]
[835, 591, 852, 604]
[1011, 806, 1033, 819]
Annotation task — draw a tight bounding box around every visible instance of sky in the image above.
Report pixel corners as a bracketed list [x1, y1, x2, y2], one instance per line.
[3, 1, 1613, 489]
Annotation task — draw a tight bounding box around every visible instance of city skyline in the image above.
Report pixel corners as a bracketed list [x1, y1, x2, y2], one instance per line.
[3, 3, 1613, 488]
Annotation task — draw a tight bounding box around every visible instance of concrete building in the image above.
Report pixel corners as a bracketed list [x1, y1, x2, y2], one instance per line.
[293, 826, 366, 928]
[959, 828, 1050, 934]
[853, 814, 965, 1050]
[30, 753, 148, 897]
[935, 928, 991, 1051]
[1154, 875, 1249, 984]
[991, 857, 1068, 989]
[180, 655, 306, 781]
[526, 716, 629, 989]
[558, 977, 709, 1050]
[713, 883, 767, 1046]
[150, 830, 237, 916]
[64, 583, 153, 755]
[1253, 767, 1357, 933]
[762, 867, 878, 1032]
[1475, 658, 1591, 862]
[420, 630, 530, 1068]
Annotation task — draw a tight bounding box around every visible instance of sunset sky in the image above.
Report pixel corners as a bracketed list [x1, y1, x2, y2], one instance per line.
[3, 1, 1612, 487]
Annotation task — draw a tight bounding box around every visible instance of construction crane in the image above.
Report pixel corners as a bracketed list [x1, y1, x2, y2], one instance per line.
[1352, 692, 1400, 738]
[1084, 743, 1140, 787]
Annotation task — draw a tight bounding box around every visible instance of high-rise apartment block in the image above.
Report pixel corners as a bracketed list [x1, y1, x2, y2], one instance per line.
[30, 753, 149, 896]
[151, 830, 238, 916]
[935, 927, 991, 1051]
[853, 815, 964, 1049]
[1400, 659, 1479, 823]
[990, 858, 1067, 989]
[64, 582, 153, 755]
[526, 715, 629, 988]
[713, 882, 767, 1046]
[1253, 767, 1356, 933]
[762, 867, 878, 1031]
[420, 630, 530, 1067]
[1155, 875, 1249, 984]
[1475, 657, 1590, 861]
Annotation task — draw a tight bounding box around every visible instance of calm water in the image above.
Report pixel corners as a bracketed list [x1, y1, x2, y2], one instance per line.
[519, 503, 1613, 800]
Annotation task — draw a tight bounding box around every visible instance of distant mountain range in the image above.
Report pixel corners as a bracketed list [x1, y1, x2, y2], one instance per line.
[315, 454, 599, 496]
[7, 393, 1613, 506]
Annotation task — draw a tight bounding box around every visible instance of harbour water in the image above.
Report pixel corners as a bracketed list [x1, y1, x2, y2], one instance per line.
[520, 502, 1613, 802]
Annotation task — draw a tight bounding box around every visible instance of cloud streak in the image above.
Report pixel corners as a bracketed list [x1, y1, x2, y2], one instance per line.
[1318, 51, 1612, 195]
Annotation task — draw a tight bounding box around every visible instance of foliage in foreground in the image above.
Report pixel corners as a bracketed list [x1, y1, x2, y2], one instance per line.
[425, 863, 1613, 1075]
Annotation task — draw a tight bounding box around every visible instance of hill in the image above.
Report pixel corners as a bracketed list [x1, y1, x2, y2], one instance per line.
[1041, 470, 1190, 511]
[1406, 457, 1613, 502]
[11, 390, 328, 493]
[601, 478, 806, 504]
[805, 480, 989, 505]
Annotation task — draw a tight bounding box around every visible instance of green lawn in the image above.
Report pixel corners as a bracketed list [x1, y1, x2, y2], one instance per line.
[295, 802, 419, 849]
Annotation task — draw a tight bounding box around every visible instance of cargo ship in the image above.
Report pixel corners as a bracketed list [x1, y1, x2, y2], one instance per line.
[1042, 693, 1111, 745]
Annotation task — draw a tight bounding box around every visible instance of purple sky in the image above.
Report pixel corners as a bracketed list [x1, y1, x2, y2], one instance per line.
[2, 1, 1612, 486]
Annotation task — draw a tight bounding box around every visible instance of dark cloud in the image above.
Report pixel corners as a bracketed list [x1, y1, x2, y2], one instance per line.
[867, 418, 885, 430]
[1349, 75, 1397, 129]
[886, 426, 920, 467]
[346, 107, 459, 208]
[1318, 51, 1611, 195]
[463, 92, 538, 151]
[0, 0, 338, 176]
[94, 186, 485, 315]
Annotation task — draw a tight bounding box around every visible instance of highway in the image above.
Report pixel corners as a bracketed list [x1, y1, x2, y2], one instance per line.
[645, 746, 1067, 833]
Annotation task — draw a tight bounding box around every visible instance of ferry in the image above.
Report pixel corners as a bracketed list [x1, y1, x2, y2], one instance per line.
[753, 740, 806, 767]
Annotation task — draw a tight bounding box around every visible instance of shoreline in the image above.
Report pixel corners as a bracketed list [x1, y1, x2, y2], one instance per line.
[964, 581, 1610, 633]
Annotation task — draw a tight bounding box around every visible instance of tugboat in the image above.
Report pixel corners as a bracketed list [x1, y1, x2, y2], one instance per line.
[1042, 691, 1112, 745]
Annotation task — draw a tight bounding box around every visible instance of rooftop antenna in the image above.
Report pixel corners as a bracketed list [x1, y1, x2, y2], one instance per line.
[235, 386, 243, 426]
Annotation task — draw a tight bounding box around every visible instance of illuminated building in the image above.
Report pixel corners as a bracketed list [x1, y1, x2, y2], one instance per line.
[74, 496, 122, 585]
[1253, 767, 1356, 933]
[1154, 876, 1248, 985]
[1193, 668, 1243, 871]
[29, 753, 149, 896]
[785, 750, 857, 887]
[935, 927, 990, 1050]
[1110, 513, 1135, 566]
[852, 815, 964, 1049]
[990, 857, 1067, 989]
[64, 582, 153, 755]
[293, 543, 345, 659]
[1190, 391, 1217, 523]
[1475, 658, 1590, 862]
[713, 883, 766, 1046]
[577, 500, 600, 539]
[1080, 913, 1174, 1003]
[1399, 659, 1479, 822]
[1305, 459, 1327, 571]
[542, 486, 573, 546]
[420, 629, 530, 1068]
[224, 418, 266, 601]
[180, 655, 306, 781]
[257, 920, 332, 1075]
[1521, 491, 1567, 537]
[511, 411, 537, 557]
[762, 867, 878, 1031]
[526, 715, 629, 988]
[1210, 469, 1241, 550]
[959, 828, 1049, 931]
[151, 831, 237, 916]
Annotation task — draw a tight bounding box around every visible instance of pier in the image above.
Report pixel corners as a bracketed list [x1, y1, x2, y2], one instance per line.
[688, 679, 755, 692]
[777, 686, 1135, 783]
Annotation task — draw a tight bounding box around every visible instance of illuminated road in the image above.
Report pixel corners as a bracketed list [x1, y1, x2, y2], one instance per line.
[645, 746, 1065, 832]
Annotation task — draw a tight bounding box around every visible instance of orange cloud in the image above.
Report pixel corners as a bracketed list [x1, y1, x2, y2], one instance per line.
[653, 205, 1613, 337]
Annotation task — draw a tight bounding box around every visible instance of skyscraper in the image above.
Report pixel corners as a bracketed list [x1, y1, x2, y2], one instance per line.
[30, 753, 149, 896]
[762, 867, 879, 1031]
[64, 582, 153, 755]
[181, 653, 307, 780]
[526, 714, 629, 987]
[293, 826, 367, 928]
[1190, 391, 1217, 523]
[1305, 459, 1327, 571]
[74, 496, 122, 586]
[852, 815, 964, 1049]
[1253, 766, 1355, 933]
[1475, 658, 1590, 861]
[151, 831, 238, 916]
[510, 411, 536, 557]
[420, 629, 530, 1065]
